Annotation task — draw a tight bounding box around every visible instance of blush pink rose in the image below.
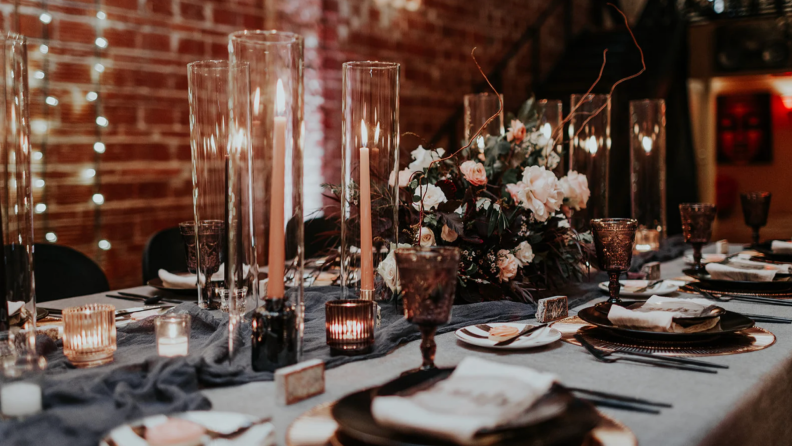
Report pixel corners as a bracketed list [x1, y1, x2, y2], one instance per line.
[559, 170, 590, 211]
[459, 160, 487, 186]
[506, 119, 527, 144]
[521, 165, 563, 222]
[496, 249, 519, 282]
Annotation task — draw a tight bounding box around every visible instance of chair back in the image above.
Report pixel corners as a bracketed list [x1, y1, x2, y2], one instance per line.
[142, 226, 187, 284]
[34, 244, 110, 302]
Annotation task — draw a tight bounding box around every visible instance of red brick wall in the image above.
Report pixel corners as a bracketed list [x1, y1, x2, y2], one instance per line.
[1, 0, 590, 289]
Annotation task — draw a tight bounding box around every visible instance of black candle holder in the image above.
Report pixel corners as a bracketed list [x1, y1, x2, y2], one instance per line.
[251, 298, 298, 372]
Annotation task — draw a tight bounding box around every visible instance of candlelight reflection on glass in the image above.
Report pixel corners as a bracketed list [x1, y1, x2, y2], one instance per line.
[155, 314, 191, 357]
[569, 94, 610, 231]
[63, 304, 117, 368]
[325, 300, 375, 354]
[630, 99, 666, 253]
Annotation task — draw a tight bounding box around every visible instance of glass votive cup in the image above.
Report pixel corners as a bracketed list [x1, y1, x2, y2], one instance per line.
[155, 314, 191, 358]
[219, 287, 248, 314]
[325, 300, 375, 355]
[63, 304, 117, 368]
[0, 330, 47, 419]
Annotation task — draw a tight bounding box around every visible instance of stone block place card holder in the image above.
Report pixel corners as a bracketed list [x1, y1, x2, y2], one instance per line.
[535, 296, 568, 323]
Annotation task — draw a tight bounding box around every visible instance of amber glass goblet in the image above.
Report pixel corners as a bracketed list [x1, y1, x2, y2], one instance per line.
[591, 218, 638, 305]
[679, 203, 717, 272]
[179, 220, 225, 309]
[394, 247, 460, 371]
[741, 192, 771, 247]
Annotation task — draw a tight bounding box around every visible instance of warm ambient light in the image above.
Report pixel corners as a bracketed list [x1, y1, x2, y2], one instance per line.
[92, 194, 105, 205]
[35, 203, 46, 213]
[45, 96, 58, 106]
[86, 91, 98, 102]
[783, 96, 792, 110]
[94, 142, 106, 153]
[95, 37, 108, 49]
[45, 232, 57, 242]
[39, 45, 48, 54]
[98, 240, 111, 250]
[39, 13, 52, 24]
[641, 136, 652, 153]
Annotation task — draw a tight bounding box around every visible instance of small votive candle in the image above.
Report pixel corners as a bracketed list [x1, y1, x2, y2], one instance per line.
[325, 300, 375, 354]
[1, 382, 42, 417]
[63, 304, 117, 368]
[155, 314, 191, 357]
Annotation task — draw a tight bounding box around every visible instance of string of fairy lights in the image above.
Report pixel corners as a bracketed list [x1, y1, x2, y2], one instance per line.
[27, 0, 111, 254]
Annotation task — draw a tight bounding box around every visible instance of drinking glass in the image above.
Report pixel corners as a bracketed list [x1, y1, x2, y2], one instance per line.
[591, 219, 638, 305]
[740, 192, 771, 247]
[630, 99, 666, 253]
[679, 203, 717, 272]
[178, 220, 225, 309]
[569, 94, 610, 231]
[394, 247, 460, 371]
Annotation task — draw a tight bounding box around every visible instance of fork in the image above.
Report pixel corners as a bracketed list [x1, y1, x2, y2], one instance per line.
[574, 334, 718, 373]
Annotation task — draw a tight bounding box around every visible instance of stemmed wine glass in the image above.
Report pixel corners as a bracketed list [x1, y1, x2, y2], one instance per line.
[394, 247, 460, 371]
[179, 220, 225, 309]
[591, 218, 638, 306]
[679, 203, 716, 272]
[741, 192, 771, 247]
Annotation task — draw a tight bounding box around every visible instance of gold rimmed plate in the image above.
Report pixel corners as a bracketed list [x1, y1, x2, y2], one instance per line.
[577, 306, 754, 340]
[683, 268, 792, 292]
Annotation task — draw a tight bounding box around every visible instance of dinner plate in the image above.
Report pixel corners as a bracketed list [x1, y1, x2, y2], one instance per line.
[683, 268, 792, 292]
[331, 368, 600, 446]
[146, 277, 198, 295]
[754, 241, 792, 263]
[454, 323, 561, 350]
[597, 280, 678, 297]
[577, 306, 754, 340]
[684, 253, 727, 265]
[100, 411, 274, 446]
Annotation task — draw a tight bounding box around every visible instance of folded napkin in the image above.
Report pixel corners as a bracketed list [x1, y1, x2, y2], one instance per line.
[771, 240, 792, 254]
[706, 263, 777, 282]
[8, 301, 24, 316]
[371, 357, 556, 445]
[607, 295, 720, 333]
[158, 269, 201, 289]
[729, 258, 791, 273]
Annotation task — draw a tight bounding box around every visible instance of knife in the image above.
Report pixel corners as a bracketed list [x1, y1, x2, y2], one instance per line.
[115, 305, 172, 316]
[493, 323, 548, 346]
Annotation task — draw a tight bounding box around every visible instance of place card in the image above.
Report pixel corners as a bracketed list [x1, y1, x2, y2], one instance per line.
[641, 261, 661, 280]
[716, 239, 729, 255]
[535, 296, 568, 323]
[275, 359, 325, 405]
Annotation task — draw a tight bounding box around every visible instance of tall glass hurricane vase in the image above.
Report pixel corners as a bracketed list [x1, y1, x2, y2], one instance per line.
[630, 99, 666, 253]
[0, 34, 34, 334]
[464, 93, 503, 152]
[229, 31, 305, 372]
[536, 99, 563, 176]
[569, 94, 610, 231]
[187, 61, 237, 310]
[340, 61, 399, 301]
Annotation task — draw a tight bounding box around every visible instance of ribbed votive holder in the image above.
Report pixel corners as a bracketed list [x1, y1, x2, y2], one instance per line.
[325, 300, 375, 354]
[62, 304, 117, 368]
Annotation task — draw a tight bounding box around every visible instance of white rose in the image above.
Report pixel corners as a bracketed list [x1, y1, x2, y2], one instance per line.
[459, 160, 488, 186]
[378, 243, 412, 292]
[514, 241, 534, 266]
[559, 170, 590, 211]
[413, 184, 447, 210]
[408, 146, 445, 172]
[441, 225, 458, 242]
[529, 130, 549, 148]
[520, 165, 564, 222]
[419, 227, 436, 247]
[496, 249, 519, 282]
[547, 151, 560, 170]
[558, 218, 570, 228]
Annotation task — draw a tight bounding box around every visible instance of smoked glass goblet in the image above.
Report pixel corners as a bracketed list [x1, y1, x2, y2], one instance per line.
[394, 247, 460, 371]
[741, 192, 771, 247]
[679, 203, 716, 272]
[179, 220, 225, 309]
[591, 218, 638, 305]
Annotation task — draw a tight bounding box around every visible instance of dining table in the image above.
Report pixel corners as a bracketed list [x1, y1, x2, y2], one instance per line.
[37, 244, 792, 446]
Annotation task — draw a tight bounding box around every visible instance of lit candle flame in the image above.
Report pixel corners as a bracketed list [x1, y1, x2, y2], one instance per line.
[276, 79, 285, 116]
[361, 120, 368, 147]
[374, 122, 380, 143]
[540, 123, 552, 139]
[641, 136, 652, 153]
[586, 136, 598, 155]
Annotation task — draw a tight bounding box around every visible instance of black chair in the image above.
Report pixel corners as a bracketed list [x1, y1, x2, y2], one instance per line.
[34, 244, 110, 302]
[286, 216, 340, 260]
[142, 226, 187, 284]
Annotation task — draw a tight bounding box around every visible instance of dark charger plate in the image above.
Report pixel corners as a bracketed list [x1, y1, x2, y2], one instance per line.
[577, 306, 754, 340]
[683, 268, 792, 292]
[331, 368, 600, 446]
[754, 241, 792, 263]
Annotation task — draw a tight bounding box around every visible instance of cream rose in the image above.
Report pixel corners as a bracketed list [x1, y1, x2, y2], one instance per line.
[559, 170, 590, 211]
[378, 243, 411, 292]
[441, 225, 458, 242]
[419, 227, 436, 247]
[408, 146, 445, 172]
[520, 165, 564, 222]
[412, 184, 447, 211]
[514, 241, 534, 266]
[459, 160, 487, 186]
[506, 119, 527, 144]
[497, 249, 519, 282]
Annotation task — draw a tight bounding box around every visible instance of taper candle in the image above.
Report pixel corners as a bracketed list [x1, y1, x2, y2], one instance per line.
[359, 120, 374, 293]
[268, 79, 286, 298]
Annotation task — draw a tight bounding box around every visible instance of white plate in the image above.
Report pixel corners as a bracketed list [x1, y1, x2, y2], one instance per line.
[598, 280, 678, 297]
[684, 253, 726, 265]
[454, 323, 561, 350]
[100, 411, 274, 446]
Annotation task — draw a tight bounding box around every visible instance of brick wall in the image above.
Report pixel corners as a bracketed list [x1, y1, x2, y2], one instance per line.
[1, 0, 590, 289]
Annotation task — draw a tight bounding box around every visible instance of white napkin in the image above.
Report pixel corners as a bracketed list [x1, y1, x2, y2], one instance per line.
[158, 269, 201, 289]
[771, 240, 792, 254]
[706, 263, 777, 282]
[729, 258, 791, 273]
[607, 295, 719, 333]
[8, 301, 24, 316]
[371, 357, 556, 445]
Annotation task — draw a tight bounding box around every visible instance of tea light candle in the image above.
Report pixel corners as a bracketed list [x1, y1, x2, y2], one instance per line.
[63, 304, 117, 368]
[325, 300, 375, 354]
[155, 314, 191, 358]
[1, 382, 42, 417]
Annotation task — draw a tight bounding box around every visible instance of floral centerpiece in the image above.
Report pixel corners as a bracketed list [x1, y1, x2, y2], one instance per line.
[378, 97, 593, 303]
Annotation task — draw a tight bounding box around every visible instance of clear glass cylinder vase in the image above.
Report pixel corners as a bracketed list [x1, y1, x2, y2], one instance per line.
[340, 61, 400, 301]
[229, 30, 304, 371]
[569, 94, 610, 231]
[536, 99, 564, 175]
[630, 99, 666, 253]
[464, 93, 503, 150]
[0, 33, 34, 334]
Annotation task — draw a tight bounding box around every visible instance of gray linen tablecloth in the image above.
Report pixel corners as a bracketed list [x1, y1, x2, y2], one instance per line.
[34, 244, 792, 446]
